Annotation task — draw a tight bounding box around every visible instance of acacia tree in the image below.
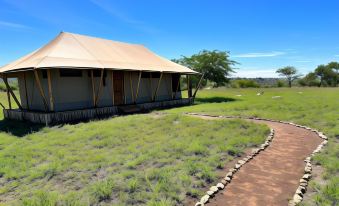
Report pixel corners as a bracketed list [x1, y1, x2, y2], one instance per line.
[315, 64, 337, 87]
[276, 66, 300, 87]
[173, 50, 237, 87]
[327, 61, 339, 86]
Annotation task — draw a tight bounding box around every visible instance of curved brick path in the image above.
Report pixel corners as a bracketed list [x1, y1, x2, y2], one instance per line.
[206, 119, 322, 206]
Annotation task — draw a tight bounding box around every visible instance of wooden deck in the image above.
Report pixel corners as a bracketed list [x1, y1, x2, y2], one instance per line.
[3, 98, 193, 125]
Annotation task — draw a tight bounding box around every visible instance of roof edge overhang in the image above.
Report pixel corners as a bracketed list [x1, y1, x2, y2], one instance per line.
[0, 66, 199, 75]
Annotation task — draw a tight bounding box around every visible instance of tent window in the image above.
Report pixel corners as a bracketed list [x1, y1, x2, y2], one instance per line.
[87, 70, 107, 86]
[87, 70, 107, 78]
[42, 70, 47, 79]
[172, 73, 181, 92]
[60, 69, 82, 77]
[141, 72, 150, 78]
[151, 72, 161, 78]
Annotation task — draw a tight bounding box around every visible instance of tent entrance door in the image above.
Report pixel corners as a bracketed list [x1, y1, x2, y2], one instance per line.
[113, 71, 124, 105]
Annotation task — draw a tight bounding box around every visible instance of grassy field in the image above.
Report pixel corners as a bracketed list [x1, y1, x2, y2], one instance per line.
[171, 87, 339, 206]
[0, 93, 268, 205]
[0, 87, 338, 205]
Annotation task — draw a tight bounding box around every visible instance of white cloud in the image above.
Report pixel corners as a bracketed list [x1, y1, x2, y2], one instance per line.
[232, 51, 285, 58]
[334, 54, 339, 57]
[0, 20, 30, 29]
[232, 69, 279, 78]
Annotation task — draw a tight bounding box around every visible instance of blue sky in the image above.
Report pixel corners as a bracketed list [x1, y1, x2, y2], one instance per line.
[1, 0, 339, 77]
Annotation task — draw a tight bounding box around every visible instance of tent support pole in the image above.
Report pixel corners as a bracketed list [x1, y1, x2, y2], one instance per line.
[129, 72, 134, 103]
[172, 74, 181, 100]
[149, 72, 153, 101]
[111, 71, 114, 106]
[33, 70, 48, 111]
[95, 69, 104, 107]
[6, 88, 11, 109]
[47, 69, 54, 111]
[187, 74, 192, 98]
[91, 70, 96, 107]
[193, 73, 204, 98]
[134, 71, 142, 104]
[153, 72, 163, 102]
[24, 72, 29, 110]
[4, 75, 22, 110]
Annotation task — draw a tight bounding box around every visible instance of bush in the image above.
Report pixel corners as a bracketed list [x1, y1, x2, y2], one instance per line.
[231, 79, 260, 88]
[276, 80, 285, 87]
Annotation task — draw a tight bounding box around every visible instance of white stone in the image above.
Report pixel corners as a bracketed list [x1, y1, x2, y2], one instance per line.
[224, 176, 231, 182]
[195, 202, 203, 206]
[226, 172, 233, 178]
[216, 183, 225, 189]
[209, 186, 218, 193]
[293, 194, 303, 203]
[207, 190, 214, 196]
[201, 195, 210, 204]
[303, 174, 311, 180]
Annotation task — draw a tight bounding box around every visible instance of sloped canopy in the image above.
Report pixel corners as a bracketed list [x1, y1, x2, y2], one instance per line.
[0, 32, 197, 74]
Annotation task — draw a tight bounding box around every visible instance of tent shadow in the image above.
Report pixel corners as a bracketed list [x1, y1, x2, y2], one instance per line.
[0, 119, 44, 137]
[194, 96, 238, 104]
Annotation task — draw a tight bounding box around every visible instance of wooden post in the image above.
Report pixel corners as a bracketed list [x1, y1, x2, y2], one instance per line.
[153, 72, 163, 101]
[3, 76, 22, 110]
[134, 71, 142, 103]
[24, 72, 29, 110]
[129, 72, 134, 103]
[172, 74, 181, 100]
[111, 71, 114, 106]
[33, 70, 48, 111]
[149, 72, 153, 101]
[91, 70, 96, 106]
[193, 73, 204, 98]
[47, 70, 54, 111]
[95, 69, 104, 107]
[187, 74, 192, 98]
[6, 89, 11, 109]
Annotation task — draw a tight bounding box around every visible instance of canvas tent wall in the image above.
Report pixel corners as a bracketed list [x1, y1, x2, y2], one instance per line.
[16, 69, 181, 112]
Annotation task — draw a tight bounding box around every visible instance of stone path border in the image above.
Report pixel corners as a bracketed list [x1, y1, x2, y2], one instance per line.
[185, 113, 328, 206]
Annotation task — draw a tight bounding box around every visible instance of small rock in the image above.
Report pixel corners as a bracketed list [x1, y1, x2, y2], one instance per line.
[292, 194, 303, 204]
[235, 164, 241, 169]
[200, 195, 210, 204]
[221, 179, 227, 185]
[209, 186, 218, 193]
[298, 186, 306, 193]
[229, 168, 237, 173]
[226, 172, 233, 178]
[303, 174, 311, 180]
[224, 176, 231, 182]
[207, 190, 214, 196]
[238, 160, 246, 165]
[195, 202, 203, 206]
[216, 183, 225, 189]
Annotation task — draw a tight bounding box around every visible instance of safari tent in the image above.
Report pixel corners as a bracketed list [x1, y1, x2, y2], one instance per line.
[0, 32, 202, 124]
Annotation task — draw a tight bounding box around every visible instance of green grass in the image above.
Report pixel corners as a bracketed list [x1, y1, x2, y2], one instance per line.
[0, 87, 338, 205]
[171, 87, 339, 205]
[0, 106, 268, 205]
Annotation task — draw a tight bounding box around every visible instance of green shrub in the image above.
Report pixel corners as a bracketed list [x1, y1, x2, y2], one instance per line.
[231, 79, 260, 88]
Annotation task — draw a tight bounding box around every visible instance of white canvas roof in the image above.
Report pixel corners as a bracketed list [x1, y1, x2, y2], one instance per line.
[0, 32, 197, 74]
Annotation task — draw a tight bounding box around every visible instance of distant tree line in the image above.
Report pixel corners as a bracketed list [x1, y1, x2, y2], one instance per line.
[173, 50, 339, 88]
